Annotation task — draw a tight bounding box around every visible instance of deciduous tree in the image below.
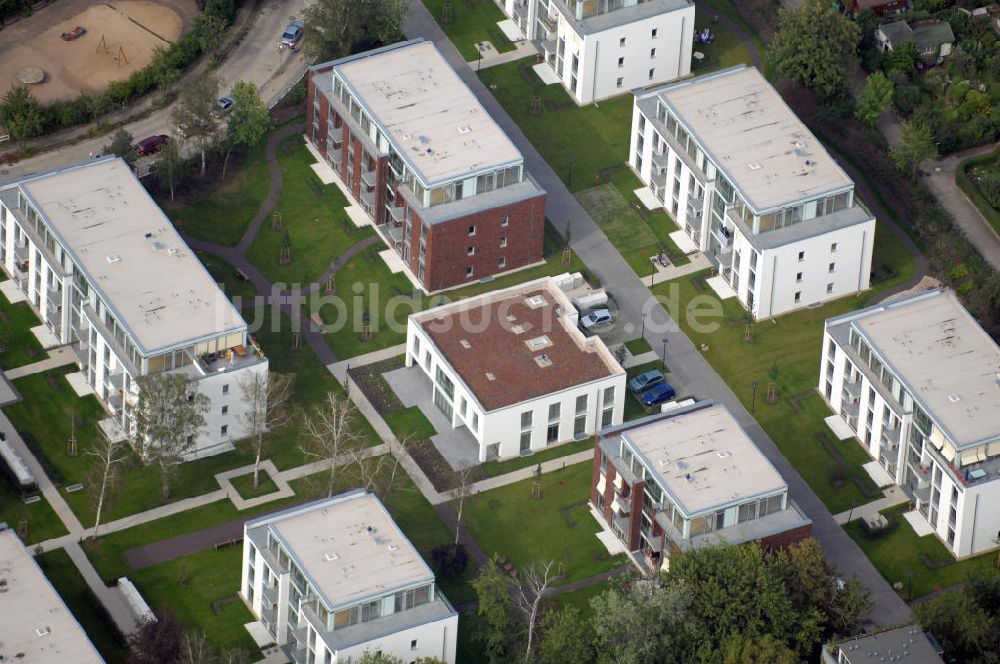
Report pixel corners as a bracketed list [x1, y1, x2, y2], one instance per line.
[510, 560, 558, 660]
[855, 71, 894, 127]
[239, 371, 294, 488]
[0, 85, 45, 144]
[132, 373, 209, 499]
[221, 80, 270, 180]
[104, 128, 137, 167]
[591, 575, 691, 664]
[890, 120, 939, 179]
[769, 0, 861, 98]
[171, 74, 220, 176]
[156, 137, 187, 201]
[471, 558, 514, 663]
[301, 391, 364, 497]
[127, 612, 184, 664]
[301, 0, 408, 60]
[86, 432, 128, 539]
[538, 605, 596, 664]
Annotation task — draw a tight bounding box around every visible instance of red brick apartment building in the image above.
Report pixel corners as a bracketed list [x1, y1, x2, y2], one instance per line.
[593, 401, 812, 571]
[306, 39, 546, 292]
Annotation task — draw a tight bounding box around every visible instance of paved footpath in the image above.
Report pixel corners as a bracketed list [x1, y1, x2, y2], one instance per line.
[404, 0, 911, 626]
[2, 346, 77, 380]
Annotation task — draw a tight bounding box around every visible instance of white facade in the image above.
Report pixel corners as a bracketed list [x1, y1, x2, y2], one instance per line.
[629, 65, 876, 319]
[406, 274, 626, 462]
[0, 158, 268, 458]
[820, 290, 1000, 559]
[240, 491, 458, 664]
[501, 0, 694, 104]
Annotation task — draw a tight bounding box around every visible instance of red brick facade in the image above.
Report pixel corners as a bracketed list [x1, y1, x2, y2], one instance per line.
[307, 69, 545, 292]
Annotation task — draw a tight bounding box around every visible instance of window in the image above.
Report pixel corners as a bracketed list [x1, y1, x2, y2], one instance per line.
[521, 411, 533, 429]
[830, 242, 838, 252]
[648, 68, 655, 80]
[411, 640, 418, 651]
[798, 251, 805, 261]
[221, 405, 229, 415]
[222, 384, 229, 395]
[221, 425, 228, 436]
[617, 56, 624, 68]
[651, 27, 658, 38]
[616, 77, 624, 88]
[467, 246, 475, 256]
[796, 272, 803, 283]
[794, 292, 801, 303]
[575, 394, 588, 413]
[619, 37, 626, 47]
[471, 412, 479, 432]
[650, 48, 656, 58]
[497, 257, 506, 269]
[547, 422, 559, 443]
[468, 225, 476, 236]
[466, 266, 474, 279]
[500, 236, 508, 248]
[548, 403, 560, 422]
[501, 215, 509, 227]
[829, 262, 835, 273]
[827, 282, 834, 293]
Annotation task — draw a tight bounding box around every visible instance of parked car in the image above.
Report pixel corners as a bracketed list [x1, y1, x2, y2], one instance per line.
[640, 382, 676, 407]
[136, 134, 169, 156]
[628, 369, 665, 395]
[280, 20, 304, 50]
[579, 308, 613, 331]
[215, 96, 235, 114]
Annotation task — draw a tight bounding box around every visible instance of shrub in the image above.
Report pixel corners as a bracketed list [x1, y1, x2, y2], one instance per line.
[432, 543, 470, 579]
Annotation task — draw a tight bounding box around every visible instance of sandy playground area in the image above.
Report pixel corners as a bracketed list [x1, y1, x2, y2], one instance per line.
[0, 0, 197, 103]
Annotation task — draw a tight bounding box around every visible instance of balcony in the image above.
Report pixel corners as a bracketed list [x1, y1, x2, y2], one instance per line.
[261, 602, 277, 626]
[13, 244, 28, 270]
[383, 223, 404, 247]
[261, 581, 278, 605]
[328, 147, 343, 167]
[844, 379, 862, 399]
[513, 0, 529, 19]
[881, 425, 901, 447]
[389, 203, 406, 224]
[841, 398, 860, 419]
[711, 224, 733, 248]
[651, 150, 669, 170]
[360, 166, 377, 189]
[539, 12, 557, 35]
[360, 188, 376, 209]
[651, 170, 667, 188]
[329, 130, 343, 148]
[612, 492, 631, 514]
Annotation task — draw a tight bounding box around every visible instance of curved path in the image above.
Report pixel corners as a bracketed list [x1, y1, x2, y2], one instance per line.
[183, 123, 382, 366]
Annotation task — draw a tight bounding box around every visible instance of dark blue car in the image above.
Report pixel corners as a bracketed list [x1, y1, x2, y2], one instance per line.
[640, 382, 676, 407]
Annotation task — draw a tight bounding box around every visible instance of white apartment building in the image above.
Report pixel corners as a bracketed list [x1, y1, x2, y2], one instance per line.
[0, 525, 105, 663]
[821, 290, 1000, 559]
[0, 158, 268, 458]
[630, 65, 877, 319]
[406, 273, 626, 462]
[500, 0, 694, 104]
[240, 490, 458, 664]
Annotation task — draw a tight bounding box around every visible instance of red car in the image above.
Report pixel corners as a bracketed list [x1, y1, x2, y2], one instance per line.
[136, 134, 169, 156]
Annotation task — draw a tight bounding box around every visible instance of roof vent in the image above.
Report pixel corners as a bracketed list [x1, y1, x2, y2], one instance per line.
[717, 450, 731, 458]
[748, 162, 762, 170]
[525, 295, 547, 308]
[676, 460, 688, 470]
[106, 255, 121, 263]
[795, 141, 806, 149]
[525, 335, 551, 351]
[0, 578, 7, 593]
[511, 324, 525, 334]
[458, 125, 471, 134]
[948, 393, 962, 403]
[486, 372, 496, 381]
[387, 544, 399, 552]
[324, 552, 339, 561]
[35, 627, 50, 637]
[685, 473, 693, 482]
[534, 354, 552, 368]
[459, 339, 471, 349]
[152, 241, 166, 250]
[143, 232, 153, 239]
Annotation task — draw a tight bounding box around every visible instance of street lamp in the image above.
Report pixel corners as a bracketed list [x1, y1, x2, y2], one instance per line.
[846, 500, 858, 524]
[751, 381, 759, 413]
[906, 570, 915, 600]
[567, 155, 575, 187]
[661, 338, 668, 367]
[641, 312, 647, 338]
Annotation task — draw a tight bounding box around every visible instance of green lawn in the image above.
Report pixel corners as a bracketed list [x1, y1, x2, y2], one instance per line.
[0, 478, 67, 545]
[195, 250, 257, 303]
[480, 437, 595, 480]
[160, 141, 272, 247]
[846, 505, 1000, 600]
[36, 549, 129, 663]
[624, 337, 652, 356]
[649, 222, 915, 513]
[385, 406, 436, 441]
[551, 578, 616, 618]
[230, 470, 280, 499]
[0, 290, 45, 370]
[421, 0, 515, 61]
[690, 7, 754, 74]
[463, 463, 623, 585]
[247, 137, 375, 287]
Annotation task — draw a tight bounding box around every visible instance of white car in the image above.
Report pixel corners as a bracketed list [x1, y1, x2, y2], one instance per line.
[580, 308, 613, 331]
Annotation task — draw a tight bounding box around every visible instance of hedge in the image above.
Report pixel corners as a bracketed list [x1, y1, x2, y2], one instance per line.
[955, 147, 1000, 237]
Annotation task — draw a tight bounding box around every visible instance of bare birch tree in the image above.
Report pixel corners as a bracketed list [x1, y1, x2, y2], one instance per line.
[85, 432, 128, 539]
[239, 371, 295, 488]
[452, 466, 476, 546]
[511, 560, 558, 661]
[132, 374, 209, 499]
[301, 391, 364, 497]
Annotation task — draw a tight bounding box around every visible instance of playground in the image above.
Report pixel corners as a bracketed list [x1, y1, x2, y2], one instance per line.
[0, 0, 198, 103]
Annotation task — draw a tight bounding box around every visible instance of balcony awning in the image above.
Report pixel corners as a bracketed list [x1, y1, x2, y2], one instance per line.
[611, 497, 623, 514]
[613, 473, 624, 491]
[596, 474, 606, 496]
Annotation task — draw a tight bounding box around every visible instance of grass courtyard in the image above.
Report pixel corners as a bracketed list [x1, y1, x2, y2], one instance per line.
[0, 290, 45, 370]
[421, 0, 515, 61]
[649, 225, 916, 514]
[462, 462, 624, 586]
[846, 504, 1000, 600]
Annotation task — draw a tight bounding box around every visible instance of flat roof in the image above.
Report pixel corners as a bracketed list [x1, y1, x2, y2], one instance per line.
[552, 0, 692, 35]
[837, 290, 1000, 449]
[334, 41, 522, 186]
[250, 491, 433, 610]
[8, 159, 245, 354]
[413, 277, 623, 411]
[832, 625, 944, 664]
[621, 403, 786, 515]
[0, 528, 104, 663]
[648, 65, 853, 211]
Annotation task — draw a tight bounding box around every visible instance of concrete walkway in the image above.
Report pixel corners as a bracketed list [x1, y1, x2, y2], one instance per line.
[922, 144, 1000, 272]
[466, 39, 538, 70]
[641, 253, 713, 287]
[403, 0, 911, 626]
[833, 485, 909, 526]
[2, 346, 77, 380]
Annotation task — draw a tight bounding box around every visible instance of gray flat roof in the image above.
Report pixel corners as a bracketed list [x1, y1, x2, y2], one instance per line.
[249, 491, 433, 610]
[646, 65, 853, 211]
[730, 203, 873, 251]
[334, 41, 522, 186]
[7, 159, 245, 354]
[621, 403, 786, 515]
[832, 625, 944, 664]
[551, 0, 692, 36]
[0, 528, 104, 663]
[835, 290, 1000, 449]
[397, 176, 544, 225]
